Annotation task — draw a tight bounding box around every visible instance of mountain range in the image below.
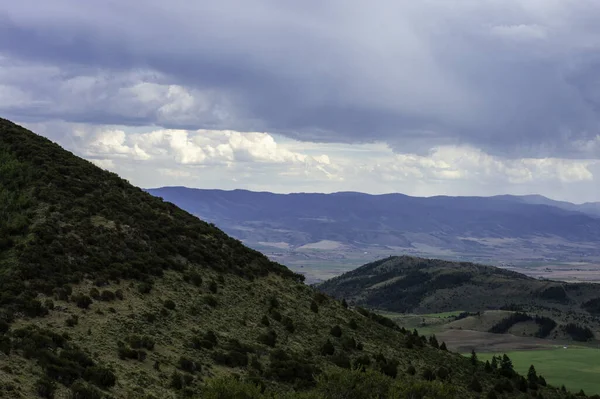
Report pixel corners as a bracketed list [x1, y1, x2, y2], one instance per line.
[147, 187, 600, 266]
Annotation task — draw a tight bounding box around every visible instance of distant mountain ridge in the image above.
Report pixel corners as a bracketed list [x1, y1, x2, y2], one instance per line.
[147, 187, 600, 262]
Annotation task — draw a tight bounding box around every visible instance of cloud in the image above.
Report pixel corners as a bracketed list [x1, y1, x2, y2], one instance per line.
[2, 1, 600, 159]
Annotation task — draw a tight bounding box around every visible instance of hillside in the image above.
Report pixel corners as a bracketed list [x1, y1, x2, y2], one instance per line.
[318, 256, 600, 339]
[318, 256, 600, 313]
[146, 187, 600, 269]
[0, 119, 582, 398]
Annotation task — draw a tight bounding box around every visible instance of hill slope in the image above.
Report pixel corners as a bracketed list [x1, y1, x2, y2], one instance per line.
[318, 256, 600, 314]
[0, 119, 579, 398]
[147, 187, 600, 265]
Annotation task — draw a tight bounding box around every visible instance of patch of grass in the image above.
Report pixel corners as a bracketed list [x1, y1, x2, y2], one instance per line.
[477, 348, 600, 395]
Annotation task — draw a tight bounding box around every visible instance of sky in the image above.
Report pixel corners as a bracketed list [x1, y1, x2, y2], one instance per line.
[1, 0, 600, 203]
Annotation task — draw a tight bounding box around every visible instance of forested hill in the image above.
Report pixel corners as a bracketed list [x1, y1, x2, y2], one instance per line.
[0, 119, 582, 398]
[318, 256, 600, 315]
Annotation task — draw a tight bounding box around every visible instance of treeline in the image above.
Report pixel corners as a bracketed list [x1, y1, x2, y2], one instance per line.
[488, 313, 557, 338]
[564, 323, 594, 342]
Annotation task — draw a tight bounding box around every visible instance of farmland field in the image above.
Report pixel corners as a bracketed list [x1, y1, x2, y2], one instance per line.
[477, 348, 600, 395]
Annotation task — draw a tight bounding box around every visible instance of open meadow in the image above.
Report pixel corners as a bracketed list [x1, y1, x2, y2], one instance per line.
[477, 348, 600, 395]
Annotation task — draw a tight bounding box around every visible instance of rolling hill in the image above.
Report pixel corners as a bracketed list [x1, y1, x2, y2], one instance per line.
[0, 119, 582, 398]
[318, 256, 600, 342]
[146, 187, 600, 267]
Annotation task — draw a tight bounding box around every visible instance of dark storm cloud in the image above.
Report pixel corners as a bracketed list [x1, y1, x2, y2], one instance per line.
[2, 0, 600, 158]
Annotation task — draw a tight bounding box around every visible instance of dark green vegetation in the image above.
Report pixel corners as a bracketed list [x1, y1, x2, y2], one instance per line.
[319, 256, 600, 341]
[0, 119, 587, 398]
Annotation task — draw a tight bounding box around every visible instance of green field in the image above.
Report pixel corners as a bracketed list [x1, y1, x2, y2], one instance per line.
[477, 348, 600, 395]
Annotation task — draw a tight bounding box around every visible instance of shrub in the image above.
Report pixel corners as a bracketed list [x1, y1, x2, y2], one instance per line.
[436, 366, 449, 381]
[163, 300, 176, 310]
[128, 335, 155, 350]
[89, 288, 100, 300]
[83, 366, 116, 388]
[65, 315, 79, 327]
[348, 319, 358, 330]
[321, 339, 335, 356]
[212, 350, 249, 368]
[115, 289, 124, 300]
[201, 376, 263, 398]
[353, 354, 371, 371]
[73, 294, 92, 309]
[310, 301, 319, 313]
[270, 310, 282, 322]
[407, 365, 416, 376]
[178, 356, 199, 373]
[138, 282, 152, 294]
[260, 315, 270, 327]
[187, 271, 203, 287]
[258, 330, 277, 347]
[422, 367, 435, 381]
[330, 325, 342, 338]
[331, 353, 351, 369]
[203, 295, 218, 308]
[282, 316, 295, 333]
[69, 380, 103, 399]
[170, 371, 194, 390]
[208, 281, 218, 294]
[99, 290, 116, 301]
[439, 342, 447, 351]
[44, 299, 54, 311]
[35, 377, 56, 398]
[341, 336, 356, 351]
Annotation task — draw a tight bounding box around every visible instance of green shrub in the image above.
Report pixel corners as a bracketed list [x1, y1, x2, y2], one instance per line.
[83, 366, 116, 388]
[260, 315, 270, 327]
[115, 289, 124, 300]
[178, 356, 199, 373]
[258, 330, 277, 347]
[69, 380, 103, 399]
[330, 325, 342, 338]
[35, 377, 56, 398]
[99, 290, 116, 301]
[127, 335, 155, 350]
[202, 376, 263, 399]
[89, 288, 100, 300]
[320, 339, 335, 356]
[203, 295, 218, 307]
[348, 319, 358, 330]
[137, 282, 152, 294]
[73, 294, 92, 309]
[209, 281, 218, 294]
[282, 316, 295, 333]
[163, 299, 176, 310]
[310, 301, 319, 313]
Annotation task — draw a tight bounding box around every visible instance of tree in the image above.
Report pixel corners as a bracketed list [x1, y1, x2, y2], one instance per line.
[428, 335, 439, 349]
[527, 364, 538, 383]
[341, 299, 348, 308]
[440, 341, 447, 351]
[500, 354, 514, 377]
[470, 349, 478, 366]
[484, 360, 493, 373]
[469, 377, 483, 393]
[491, 356, 498, 370]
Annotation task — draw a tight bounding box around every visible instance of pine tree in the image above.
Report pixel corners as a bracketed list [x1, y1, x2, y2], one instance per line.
[440, 341, 447, 351]
[428, 335, 439, 349]
[470, 349, 478, 366]
[484, 360, 493, 373]
[491, 356, 498, 370]
[527, 364, 538, 382]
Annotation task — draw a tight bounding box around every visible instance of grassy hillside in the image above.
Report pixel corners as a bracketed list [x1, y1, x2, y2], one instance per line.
[0, 119, 585, 398]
